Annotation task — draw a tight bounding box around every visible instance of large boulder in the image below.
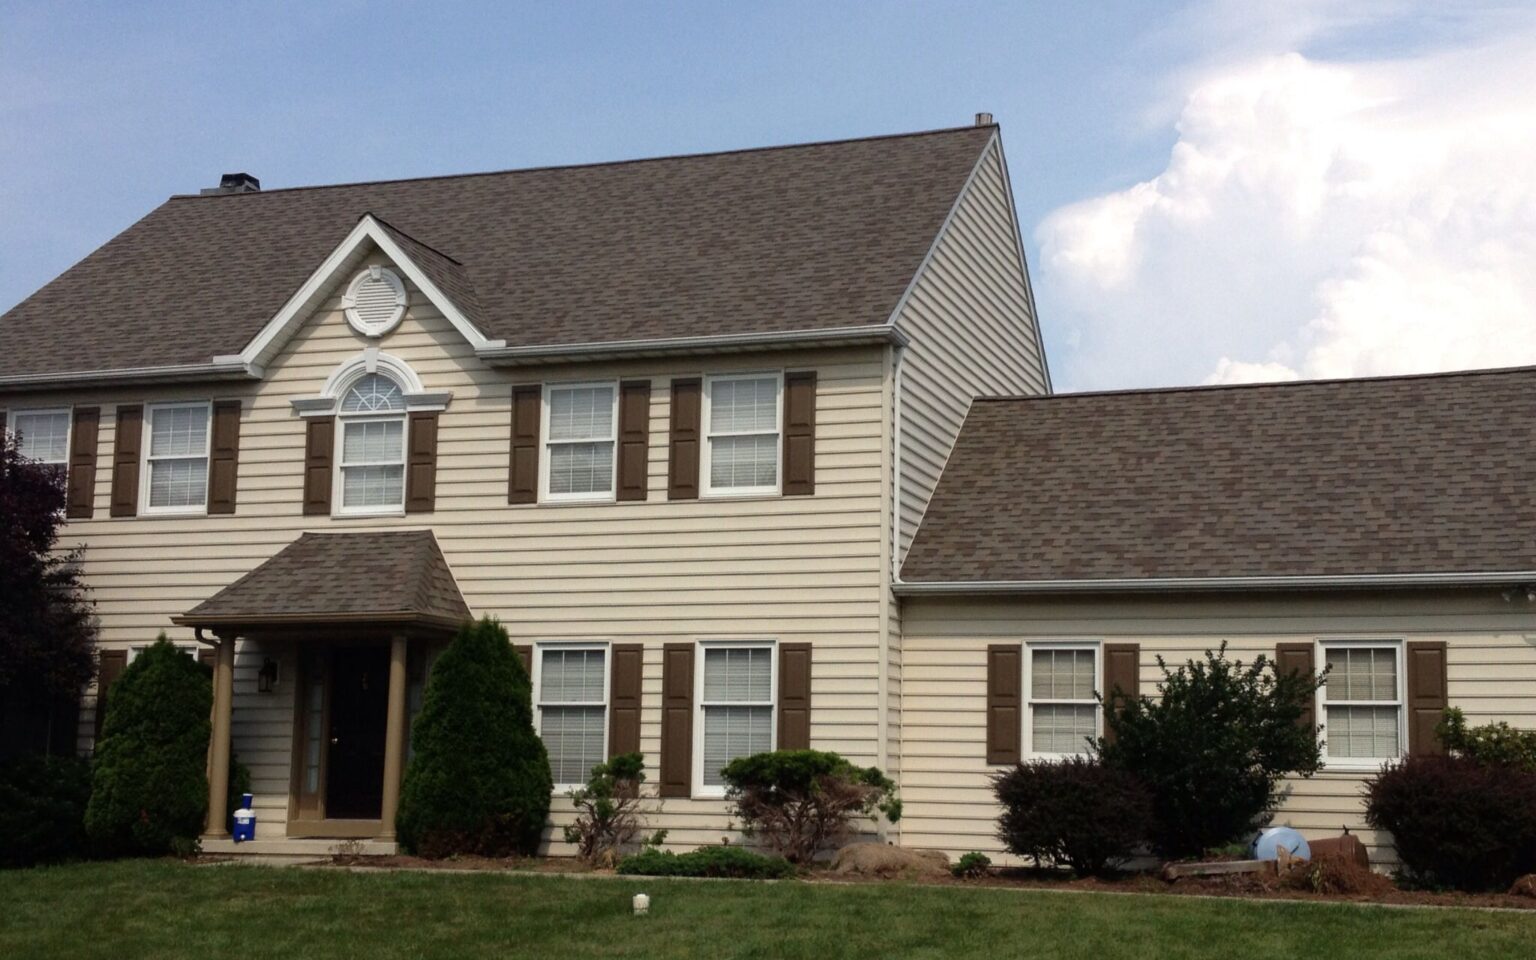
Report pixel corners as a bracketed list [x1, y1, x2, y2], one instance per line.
[831, 842, 950, 879]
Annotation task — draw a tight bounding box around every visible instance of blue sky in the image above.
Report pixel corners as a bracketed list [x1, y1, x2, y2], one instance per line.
[5, 1, 1534, 390]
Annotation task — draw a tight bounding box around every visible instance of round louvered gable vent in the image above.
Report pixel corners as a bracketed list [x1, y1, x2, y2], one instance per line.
[343, 266, 408, 337]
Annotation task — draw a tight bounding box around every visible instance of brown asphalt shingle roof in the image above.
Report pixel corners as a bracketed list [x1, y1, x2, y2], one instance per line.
[0, 126, 996, 378]
[175, 531, 471, 630]
[901, 366, 1536, 584]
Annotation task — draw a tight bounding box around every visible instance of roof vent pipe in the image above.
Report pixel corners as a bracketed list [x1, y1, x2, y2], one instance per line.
[201, 173, 261, 195]
[974, 112, 994, 126]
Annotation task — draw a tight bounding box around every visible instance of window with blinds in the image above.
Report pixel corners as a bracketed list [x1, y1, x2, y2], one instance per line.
[338, 373, 406, 513]
[543, 383, 617, 501]
[9, 409, 70, 465]
[1028, 645, 1099, 756]
[700, 645, 775, 788]
[143, 402, 210, 512]
[537, 646, 608, 786]
[1324, 644, 1403, 762]
[703, 375, 780, 496]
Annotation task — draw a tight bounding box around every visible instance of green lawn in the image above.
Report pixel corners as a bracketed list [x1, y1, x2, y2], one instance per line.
[2, 860, 1534, 959]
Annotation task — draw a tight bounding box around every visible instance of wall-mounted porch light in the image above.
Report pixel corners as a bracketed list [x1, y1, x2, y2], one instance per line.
[257, 657, 280, 693]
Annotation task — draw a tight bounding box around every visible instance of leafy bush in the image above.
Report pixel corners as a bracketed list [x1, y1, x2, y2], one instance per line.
[952, 851, 992, 879]
[563, 752, 656, 865]
[397, 618, 551, 857]
[992, 756, 1152, 875]
[617, 845, 795, 879]
[721, 750, 900, 863]
[1096, 643, 1322, 859]
[85, 637, 212, 856]
[1438, 708, 1536, 771]
[0, 754, 91, 867]
[1365, 754, 1536, 891]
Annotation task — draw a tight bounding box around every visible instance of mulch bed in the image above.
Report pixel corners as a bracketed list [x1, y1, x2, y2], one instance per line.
[314, 853, 1536, 910]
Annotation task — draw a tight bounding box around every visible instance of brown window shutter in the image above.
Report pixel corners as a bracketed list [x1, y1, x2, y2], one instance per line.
[777, 643, 812, 750]
[206, 400, 242, 515]
[608, 644, 643, 758]
[986, 644, 1022, 765]
[1101, 643, 1140, 745]
[301, 417, 334, 516]
[404, 411, 438, 514]
[1275, 642, 1317, 733]
[667, 378, 701, 500]
[782, 371, 816, 496]
[658, 642, 694, 797]
[1407, 641, 1449, 755]
[514, 645, 533, 678]
[66, 406, 100, 519]
[616, 380, 652, 502]
[109, 404, 143, 518]
[508, 385, 541, 504]
[94, 649, 129, 743]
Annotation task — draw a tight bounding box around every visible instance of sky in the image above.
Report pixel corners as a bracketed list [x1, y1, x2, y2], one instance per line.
[3, 0, 1533, 391]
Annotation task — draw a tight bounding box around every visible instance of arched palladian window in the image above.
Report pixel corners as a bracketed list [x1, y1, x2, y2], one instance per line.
[338, 372, 407, 513]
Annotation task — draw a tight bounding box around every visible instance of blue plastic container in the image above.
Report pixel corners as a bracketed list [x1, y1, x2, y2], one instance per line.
[1250, 826, 1309, 862]
[232, 793, 256, 843]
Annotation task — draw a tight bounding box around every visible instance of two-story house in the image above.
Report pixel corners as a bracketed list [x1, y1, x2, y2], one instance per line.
[6, 120, 1536, 866]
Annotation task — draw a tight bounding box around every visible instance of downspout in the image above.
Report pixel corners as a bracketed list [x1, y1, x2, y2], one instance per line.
[891, 343, 906, 579]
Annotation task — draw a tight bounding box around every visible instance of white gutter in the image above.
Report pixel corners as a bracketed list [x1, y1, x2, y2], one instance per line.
[476, 324, 908, 365]
[0, 360, 260, 392]
[892, 571, 1536, 595]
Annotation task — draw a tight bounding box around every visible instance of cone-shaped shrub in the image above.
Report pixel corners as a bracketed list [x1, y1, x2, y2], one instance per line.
[396, 617, 551, 856]
[85, 636, 211, 856]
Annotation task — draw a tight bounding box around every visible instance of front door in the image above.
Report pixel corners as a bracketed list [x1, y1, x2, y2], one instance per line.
[325, 645, 390, 820]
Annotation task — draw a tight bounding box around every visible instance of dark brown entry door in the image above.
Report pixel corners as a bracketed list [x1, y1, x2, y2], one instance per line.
[325, 645, 390, 820]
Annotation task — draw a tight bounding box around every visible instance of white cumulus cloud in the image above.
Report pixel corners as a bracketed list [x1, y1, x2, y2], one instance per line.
[1037, 24, 1536, 389]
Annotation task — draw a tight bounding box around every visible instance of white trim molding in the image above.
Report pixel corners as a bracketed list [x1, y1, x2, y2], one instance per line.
[892, 571, 1536, 595]
[476, 325, 907, 367]
[290, 350, 451, 417]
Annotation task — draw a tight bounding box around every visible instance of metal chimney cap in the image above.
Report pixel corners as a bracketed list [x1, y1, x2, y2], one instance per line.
[200, 172, 261, 195]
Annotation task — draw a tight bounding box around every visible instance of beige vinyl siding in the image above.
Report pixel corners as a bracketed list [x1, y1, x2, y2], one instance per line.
[899, 591, 1536, 866]
[893, 138, 1048, 560]
[37, 247, 890, 846]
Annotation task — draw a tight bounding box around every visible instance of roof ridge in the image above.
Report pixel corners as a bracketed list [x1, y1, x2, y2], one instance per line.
[975, 363, 1536, 403]
[367, 212, 467, 266]
[168, 124, 997, 199]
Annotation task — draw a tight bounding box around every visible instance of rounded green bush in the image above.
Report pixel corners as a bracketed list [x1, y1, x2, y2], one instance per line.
[396, 617, 551, 857]
[0, 754, 92, 867]
[85, 636, 212, 856]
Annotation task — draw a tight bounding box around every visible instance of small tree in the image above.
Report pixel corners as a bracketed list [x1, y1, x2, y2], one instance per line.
[396, 617, 551, 857]
[721, 750, 900, 863]
[0, 431, 96, 756]
[85, 636, 211, 856]
[562, 752, 659, 865]
[1096, 642, 1323, 859]
[993, 756, 1152, 876]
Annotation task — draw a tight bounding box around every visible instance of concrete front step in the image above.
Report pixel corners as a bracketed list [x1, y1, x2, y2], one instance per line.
[201, 837, 398, 857]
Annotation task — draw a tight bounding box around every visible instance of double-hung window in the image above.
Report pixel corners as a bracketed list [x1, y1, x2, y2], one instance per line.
[337, 373, 407, 514]
[1322, 642, 1404, 765]
[702, 374, 781, 497]
[535, 645, 609, 787]
[143, 402, 210, 513]
[542, 383, 617, 502]
[8, 409, 70, 468]
[697, 642, 775, 793]
[1026, 644, 1100, 757]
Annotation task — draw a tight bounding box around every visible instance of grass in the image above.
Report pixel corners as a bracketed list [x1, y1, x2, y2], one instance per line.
[2, 860, 1535, 959]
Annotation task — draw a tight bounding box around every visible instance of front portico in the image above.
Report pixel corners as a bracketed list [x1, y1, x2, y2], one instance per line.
[174, 530, 470, 846]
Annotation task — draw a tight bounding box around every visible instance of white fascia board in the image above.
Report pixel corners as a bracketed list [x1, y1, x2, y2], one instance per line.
[891, 571, 1536, 595]
[475, 324, 907, 366]
[0, 360, 259, 391]
[235, 214, 503, 369]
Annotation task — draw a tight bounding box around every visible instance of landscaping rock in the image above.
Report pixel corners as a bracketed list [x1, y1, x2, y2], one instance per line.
[831, 843, 950, 879]
[1510, 874, 1536, 898]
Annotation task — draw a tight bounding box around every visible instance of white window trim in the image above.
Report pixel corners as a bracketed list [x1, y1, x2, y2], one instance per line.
[538, 381, 620, 504]
[5, 406, 71, 466]
[1317, 638, 1407, 772]
[129, 642, 202, 662]
[700, 372, 783, 499]
[532, 641, 611, 791]
[1024, 640, 1103, 761]
[693, 638, 778, 798]
[139, 400, 212, 516]
[333, 372, 408, 517]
